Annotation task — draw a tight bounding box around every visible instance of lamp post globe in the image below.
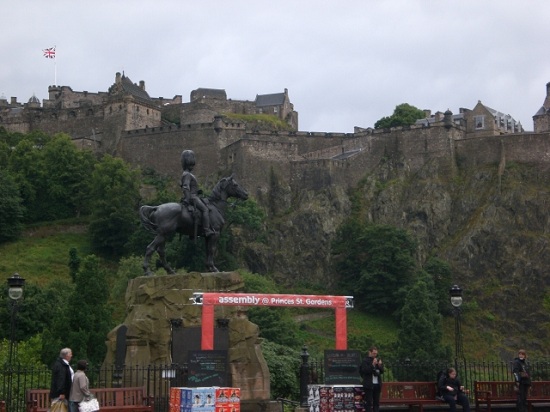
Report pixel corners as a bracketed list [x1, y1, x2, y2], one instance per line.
[450, 284, 463, 308]
[8, 272, 25, 301]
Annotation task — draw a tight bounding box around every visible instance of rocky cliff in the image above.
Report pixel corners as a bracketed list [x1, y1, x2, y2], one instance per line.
[239, 148, 550, 357]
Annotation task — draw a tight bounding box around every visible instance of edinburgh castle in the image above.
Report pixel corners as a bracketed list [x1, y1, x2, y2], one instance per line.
[2, 72, 549, 200]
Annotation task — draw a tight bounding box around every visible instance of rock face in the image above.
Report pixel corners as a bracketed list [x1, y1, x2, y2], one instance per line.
[103, 271, 270, 400]
[237, 154, 550, 357]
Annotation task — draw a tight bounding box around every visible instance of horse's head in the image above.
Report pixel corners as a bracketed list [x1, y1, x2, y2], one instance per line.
[223, 174, 249, 201]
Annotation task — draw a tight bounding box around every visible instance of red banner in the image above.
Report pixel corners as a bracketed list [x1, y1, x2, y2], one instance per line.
[199, 293, 353, 351]
[202, 292, 350, 308]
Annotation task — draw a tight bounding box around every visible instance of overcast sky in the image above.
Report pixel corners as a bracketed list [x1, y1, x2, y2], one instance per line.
[2, 1, 549, 133]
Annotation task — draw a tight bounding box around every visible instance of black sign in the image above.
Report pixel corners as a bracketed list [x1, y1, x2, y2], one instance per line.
[187, 350, 229, 387]
[324, 350, 361, 384]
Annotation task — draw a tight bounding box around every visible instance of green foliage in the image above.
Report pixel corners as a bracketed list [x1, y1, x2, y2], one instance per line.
[394, 272, 449, 365]
[0, 169, 24, 242]
[240, 270, 279, 294]
[332, 221, 417, 315]
[374, 103, 425, 129]
[89, 155, 141, 256]
[424, 257, 453, 315]
[111, 255, 145, 321]
[66, 255, 112, 365]
[239, 270, 299, 347]
[68, 247, 81, 283]
[260, 340, 301, 400]
[223, 113, 293, 131]
[6, 133, 96, 223]
[141, 167, 178, 203]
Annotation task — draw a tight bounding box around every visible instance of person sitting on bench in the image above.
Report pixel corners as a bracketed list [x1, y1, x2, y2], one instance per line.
[438, 367, 470, 412]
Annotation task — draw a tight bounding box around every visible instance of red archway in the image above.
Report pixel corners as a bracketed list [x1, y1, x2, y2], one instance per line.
[192, 293, 354, 350]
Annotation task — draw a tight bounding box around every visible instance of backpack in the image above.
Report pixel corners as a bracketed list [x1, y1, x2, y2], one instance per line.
[435, 369, 446, 399]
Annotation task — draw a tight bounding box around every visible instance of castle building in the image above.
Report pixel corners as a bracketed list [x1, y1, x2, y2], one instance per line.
[533, 82, 550, 133]
[1, 75, 549, 196]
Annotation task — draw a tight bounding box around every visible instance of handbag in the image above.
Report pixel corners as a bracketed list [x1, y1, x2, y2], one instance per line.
[79, 397, 100, 412]
[49, 399, 68, 412]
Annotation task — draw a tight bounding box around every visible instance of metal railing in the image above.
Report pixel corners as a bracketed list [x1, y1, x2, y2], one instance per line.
[0, 363, 189, 412]
[3, 359, 550, 412]
[306, 358, 550, 396]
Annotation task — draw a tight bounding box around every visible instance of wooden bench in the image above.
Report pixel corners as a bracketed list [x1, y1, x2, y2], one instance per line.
[26, 387, 154, 412]
[474, 381, 550, 412]
[380, 382, 448, 412]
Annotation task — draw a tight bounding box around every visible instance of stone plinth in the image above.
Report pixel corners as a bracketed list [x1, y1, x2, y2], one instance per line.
[103, 271, 270, 400]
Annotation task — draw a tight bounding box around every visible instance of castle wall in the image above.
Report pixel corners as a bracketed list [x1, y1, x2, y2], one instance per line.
[117, 123, 231, 183]
[454, 132, 550, 168]
[44, 86, 108, 109]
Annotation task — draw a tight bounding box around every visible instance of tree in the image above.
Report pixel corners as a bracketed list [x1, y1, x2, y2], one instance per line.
[66, 255, 111, 365]
[424, 257, 453, 315]
[374, 103, 425, 129]
[41, 134, 95, 219]
[260, 340, 300, 399]
[0, 170, 24, 242]
[333, 222, 417, 315]
[394, 272, 449, 366]
[89, 155, 141, 256]
[8, 139, 44, 222]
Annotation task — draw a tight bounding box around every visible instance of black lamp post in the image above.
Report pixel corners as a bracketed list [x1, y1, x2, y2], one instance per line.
[450, 285, 463, 371]
[7, 273, 25, 411]
[299, 345, 310, 407]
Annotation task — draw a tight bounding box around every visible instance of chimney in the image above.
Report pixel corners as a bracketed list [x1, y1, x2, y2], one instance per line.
[139, 81, 145, 91]
[10, 97, 17, 105]
[116, 72, 122, 84]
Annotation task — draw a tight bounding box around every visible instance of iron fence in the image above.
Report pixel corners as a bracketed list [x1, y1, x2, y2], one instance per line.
[307, 358, 550, 396]
[3, 359, 550, 412]
[0, 363, 189, 412]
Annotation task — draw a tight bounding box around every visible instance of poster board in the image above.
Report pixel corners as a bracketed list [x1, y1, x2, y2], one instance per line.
[187, 350, 229, 387]
[324, 349, 361, 384]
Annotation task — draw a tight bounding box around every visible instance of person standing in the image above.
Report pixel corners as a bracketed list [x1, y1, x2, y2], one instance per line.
[69, 360, 93, 412]
[513, 349, 531, 412]
[50, 348, 74, 402]
[359, 346, 384, 412]
[438, 367, 471, 412]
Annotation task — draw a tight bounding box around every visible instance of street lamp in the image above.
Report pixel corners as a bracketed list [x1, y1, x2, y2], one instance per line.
[7, 272, 25, 411]
[449, 285, 463, 371]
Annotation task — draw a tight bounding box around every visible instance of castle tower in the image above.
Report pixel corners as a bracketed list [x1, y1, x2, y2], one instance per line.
[533, 82, 550, 133]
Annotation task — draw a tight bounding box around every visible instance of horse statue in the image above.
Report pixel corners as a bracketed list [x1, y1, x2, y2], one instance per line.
[139, 175, 248, 275]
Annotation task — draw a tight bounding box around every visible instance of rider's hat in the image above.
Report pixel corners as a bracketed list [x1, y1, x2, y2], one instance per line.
[181, 149, 196, 169]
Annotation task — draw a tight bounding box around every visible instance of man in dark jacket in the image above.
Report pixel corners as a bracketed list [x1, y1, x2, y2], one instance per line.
[512, 349, 531, 412]
[359, 347, 384, 412]
[438, 367, 470, 412]
[50, 348, 73, 401]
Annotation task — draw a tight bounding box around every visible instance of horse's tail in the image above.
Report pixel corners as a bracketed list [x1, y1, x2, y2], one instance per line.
[139, 205, 158, 233]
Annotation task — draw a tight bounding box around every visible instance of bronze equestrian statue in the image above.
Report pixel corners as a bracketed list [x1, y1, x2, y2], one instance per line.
[139, 150, 248, 275]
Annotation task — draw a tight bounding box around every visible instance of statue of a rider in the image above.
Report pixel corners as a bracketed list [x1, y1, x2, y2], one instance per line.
[180, 150, 214, 237]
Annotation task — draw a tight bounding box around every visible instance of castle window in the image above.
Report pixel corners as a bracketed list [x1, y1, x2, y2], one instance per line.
[475, 115, 485, 130]
[274, 107, 278, 114]
[109, 106, 113, 114]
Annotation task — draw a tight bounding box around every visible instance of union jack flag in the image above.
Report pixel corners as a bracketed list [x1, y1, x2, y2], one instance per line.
[43, 47, 56, 59]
